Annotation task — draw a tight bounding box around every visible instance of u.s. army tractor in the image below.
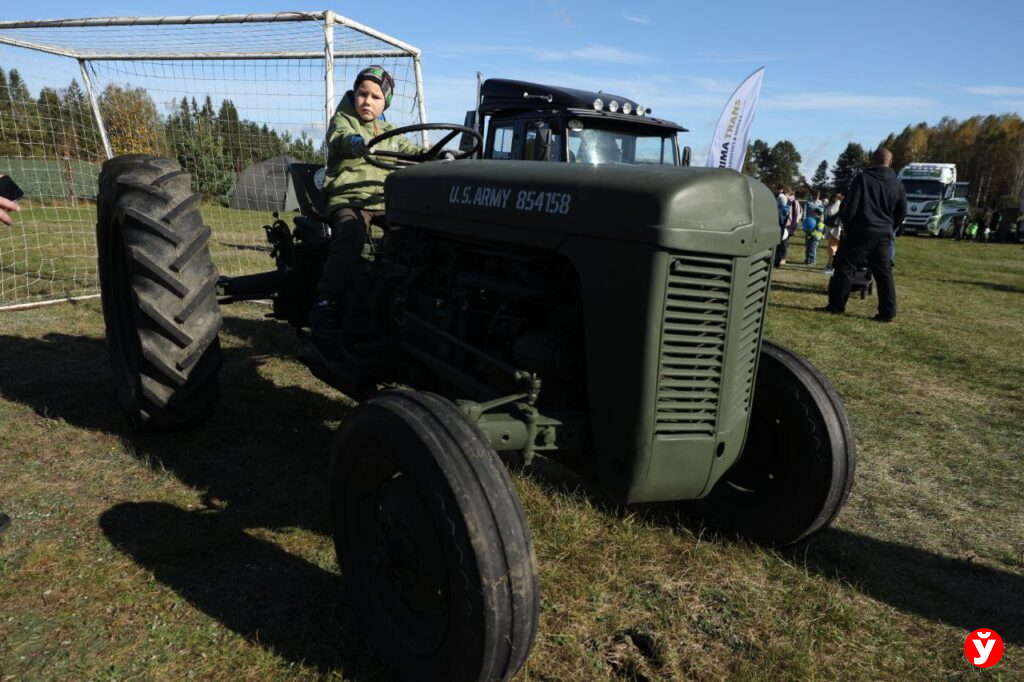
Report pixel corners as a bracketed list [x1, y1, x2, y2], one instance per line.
[96, 79, 855, 682]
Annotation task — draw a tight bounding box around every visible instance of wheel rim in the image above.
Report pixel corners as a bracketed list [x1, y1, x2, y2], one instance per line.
[346, 451, 450, 654]
[722, 410, 784, 495]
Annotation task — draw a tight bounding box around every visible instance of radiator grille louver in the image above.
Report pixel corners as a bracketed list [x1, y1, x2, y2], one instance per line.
[655, 251, 772, 437]
[726, 252, 772, 418]
[655, 254, 733, 436]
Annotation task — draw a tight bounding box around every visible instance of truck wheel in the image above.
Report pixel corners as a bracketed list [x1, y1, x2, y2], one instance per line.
[695, 340, 856, 546]
[96, 155, 223, 430]
[330, 390, 540, 682]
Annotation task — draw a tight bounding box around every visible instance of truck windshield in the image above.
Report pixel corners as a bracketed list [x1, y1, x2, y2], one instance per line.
[901, 179, 944, 199]
[568, 128, 677, 166]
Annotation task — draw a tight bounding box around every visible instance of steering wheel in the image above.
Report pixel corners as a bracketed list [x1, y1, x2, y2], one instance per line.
[364, 123, 482, 170]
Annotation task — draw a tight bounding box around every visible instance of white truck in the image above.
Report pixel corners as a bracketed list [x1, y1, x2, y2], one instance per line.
[897, 162, 970, 236]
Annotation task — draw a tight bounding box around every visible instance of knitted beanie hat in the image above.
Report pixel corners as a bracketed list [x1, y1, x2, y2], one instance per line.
[354, 65, 394, 109]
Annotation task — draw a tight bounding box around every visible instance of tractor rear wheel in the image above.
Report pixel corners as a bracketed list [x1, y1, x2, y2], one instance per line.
[96, 155, 223, 430]
[330, 390, 540, 681]
[695, 340, 856, 546]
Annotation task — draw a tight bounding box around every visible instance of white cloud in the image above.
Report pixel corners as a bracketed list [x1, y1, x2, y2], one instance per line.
[962, 85, 1024, 96]
[427, 42, 655, 65]
[697, 52, 782, 64]
[993, 99, 1024, 110]
[623, 15, 650, 24]
[761, 92, 939, 111]
[687, 76, 737, 94]
[568, 44, 657, 64]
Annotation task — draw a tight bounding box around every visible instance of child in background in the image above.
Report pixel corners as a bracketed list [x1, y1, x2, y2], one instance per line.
[803, 206, 826, 266]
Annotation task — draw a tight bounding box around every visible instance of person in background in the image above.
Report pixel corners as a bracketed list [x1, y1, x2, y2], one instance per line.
[821, 147, 906, 321]
[952, 214, 966, 241]
[0, 196, 18, 225]
[966, 218, 979, 241]
[803, 205, 826, 266]
[977, 207, 991, 242]
[779, 188, 802, 266]
[805, 191, 824, 218]
[787, 188, 804, 240]
[990, 209, 1005, 242]
[774, 188, 792, 267]
[824, 193, 843, 274]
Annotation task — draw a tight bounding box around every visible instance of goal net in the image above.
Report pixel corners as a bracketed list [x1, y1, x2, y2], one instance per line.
[0, 11, 426, 310]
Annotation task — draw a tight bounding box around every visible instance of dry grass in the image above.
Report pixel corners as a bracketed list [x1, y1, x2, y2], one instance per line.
[1, 231, 1022, 680]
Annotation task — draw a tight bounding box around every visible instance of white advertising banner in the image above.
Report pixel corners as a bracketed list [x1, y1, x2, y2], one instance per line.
[705, 67, 765, 171]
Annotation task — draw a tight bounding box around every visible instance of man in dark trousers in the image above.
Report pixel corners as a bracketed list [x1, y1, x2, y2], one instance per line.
[822, 147, 906, 321]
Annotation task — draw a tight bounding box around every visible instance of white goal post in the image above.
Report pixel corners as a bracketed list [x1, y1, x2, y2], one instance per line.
[0, 11, 427, 310]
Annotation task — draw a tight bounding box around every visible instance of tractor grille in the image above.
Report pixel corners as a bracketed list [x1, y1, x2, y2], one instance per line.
[655, 253, 733, 436]
[654, 250, 773, 437]
[725, 251, 773, 419]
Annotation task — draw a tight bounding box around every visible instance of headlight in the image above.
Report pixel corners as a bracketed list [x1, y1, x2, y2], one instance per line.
[592, 98, 603, 111]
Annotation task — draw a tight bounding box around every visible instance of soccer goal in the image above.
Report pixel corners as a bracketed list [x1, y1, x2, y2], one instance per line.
[0, 11, 426, 310]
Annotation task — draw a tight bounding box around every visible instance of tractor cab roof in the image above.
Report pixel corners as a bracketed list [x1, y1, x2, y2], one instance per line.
[479, 78, 687, 133]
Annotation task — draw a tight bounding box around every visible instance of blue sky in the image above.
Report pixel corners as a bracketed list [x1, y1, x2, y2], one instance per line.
[4, 1, 1023, 178]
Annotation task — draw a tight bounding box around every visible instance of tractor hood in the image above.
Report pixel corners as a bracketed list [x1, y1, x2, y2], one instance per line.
[385, 160, 779, 257]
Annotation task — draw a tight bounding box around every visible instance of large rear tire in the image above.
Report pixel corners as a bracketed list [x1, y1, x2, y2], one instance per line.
[96, 155, 222, 430]
[694, 340, 856, 546]
[330, 390, 540, 681]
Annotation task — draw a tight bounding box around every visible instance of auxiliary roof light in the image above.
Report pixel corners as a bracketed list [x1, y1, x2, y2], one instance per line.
[592, 98, 603, 111]
[608, 100, 620, 113]
[622, 102, 633, 114]
[636, 105, 646, 116]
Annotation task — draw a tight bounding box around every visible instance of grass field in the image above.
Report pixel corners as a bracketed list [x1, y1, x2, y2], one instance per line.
[1, 233, 1021, 680]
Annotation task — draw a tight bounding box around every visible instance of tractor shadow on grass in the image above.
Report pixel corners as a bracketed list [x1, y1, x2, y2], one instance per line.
[99, 501, 388, 679]
[789, 528, 1024, 646]
[0, 313, 347, 536]
[0, 314, 391, 674]
[933, 278, 1024, 295]
[518, 459, 1024, 647]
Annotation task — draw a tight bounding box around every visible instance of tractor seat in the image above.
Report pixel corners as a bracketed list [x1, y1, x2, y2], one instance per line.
[287, 163, 330, 223]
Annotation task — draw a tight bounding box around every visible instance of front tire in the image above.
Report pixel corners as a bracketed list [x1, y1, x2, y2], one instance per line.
[96, 155, 222, 429]
[330, 390, 540, 681]
[694, 340, 856, 545]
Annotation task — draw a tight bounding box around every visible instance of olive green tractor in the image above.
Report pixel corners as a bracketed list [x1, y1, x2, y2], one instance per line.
[96, 79, 855, 681]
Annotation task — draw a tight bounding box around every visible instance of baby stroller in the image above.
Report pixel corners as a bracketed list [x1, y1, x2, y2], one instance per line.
[849, 267, 873, 299]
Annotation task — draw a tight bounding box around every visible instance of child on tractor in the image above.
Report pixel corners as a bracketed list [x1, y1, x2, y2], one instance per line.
[310, 66, 423, 348]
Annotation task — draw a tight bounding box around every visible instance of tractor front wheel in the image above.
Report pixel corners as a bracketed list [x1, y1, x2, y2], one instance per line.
[330, 390, 540, 681]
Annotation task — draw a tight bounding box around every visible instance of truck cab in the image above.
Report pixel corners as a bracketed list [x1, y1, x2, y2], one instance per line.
[897, 162, 969, 236]
[465, 78, 691, 166]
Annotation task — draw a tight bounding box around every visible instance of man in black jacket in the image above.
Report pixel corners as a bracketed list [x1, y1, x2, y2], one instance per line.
[822, 147, 907, 321]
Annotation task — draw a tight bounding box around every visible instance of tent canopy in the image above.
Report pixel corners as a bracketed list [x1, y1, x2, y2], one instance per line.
[229, 154, 300, 212]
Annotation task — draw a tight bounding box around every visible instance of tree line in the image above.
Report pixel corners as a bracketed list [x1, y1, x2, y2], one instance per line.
[0, 67, 322, 202]
[742, 114, 1024, 209]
